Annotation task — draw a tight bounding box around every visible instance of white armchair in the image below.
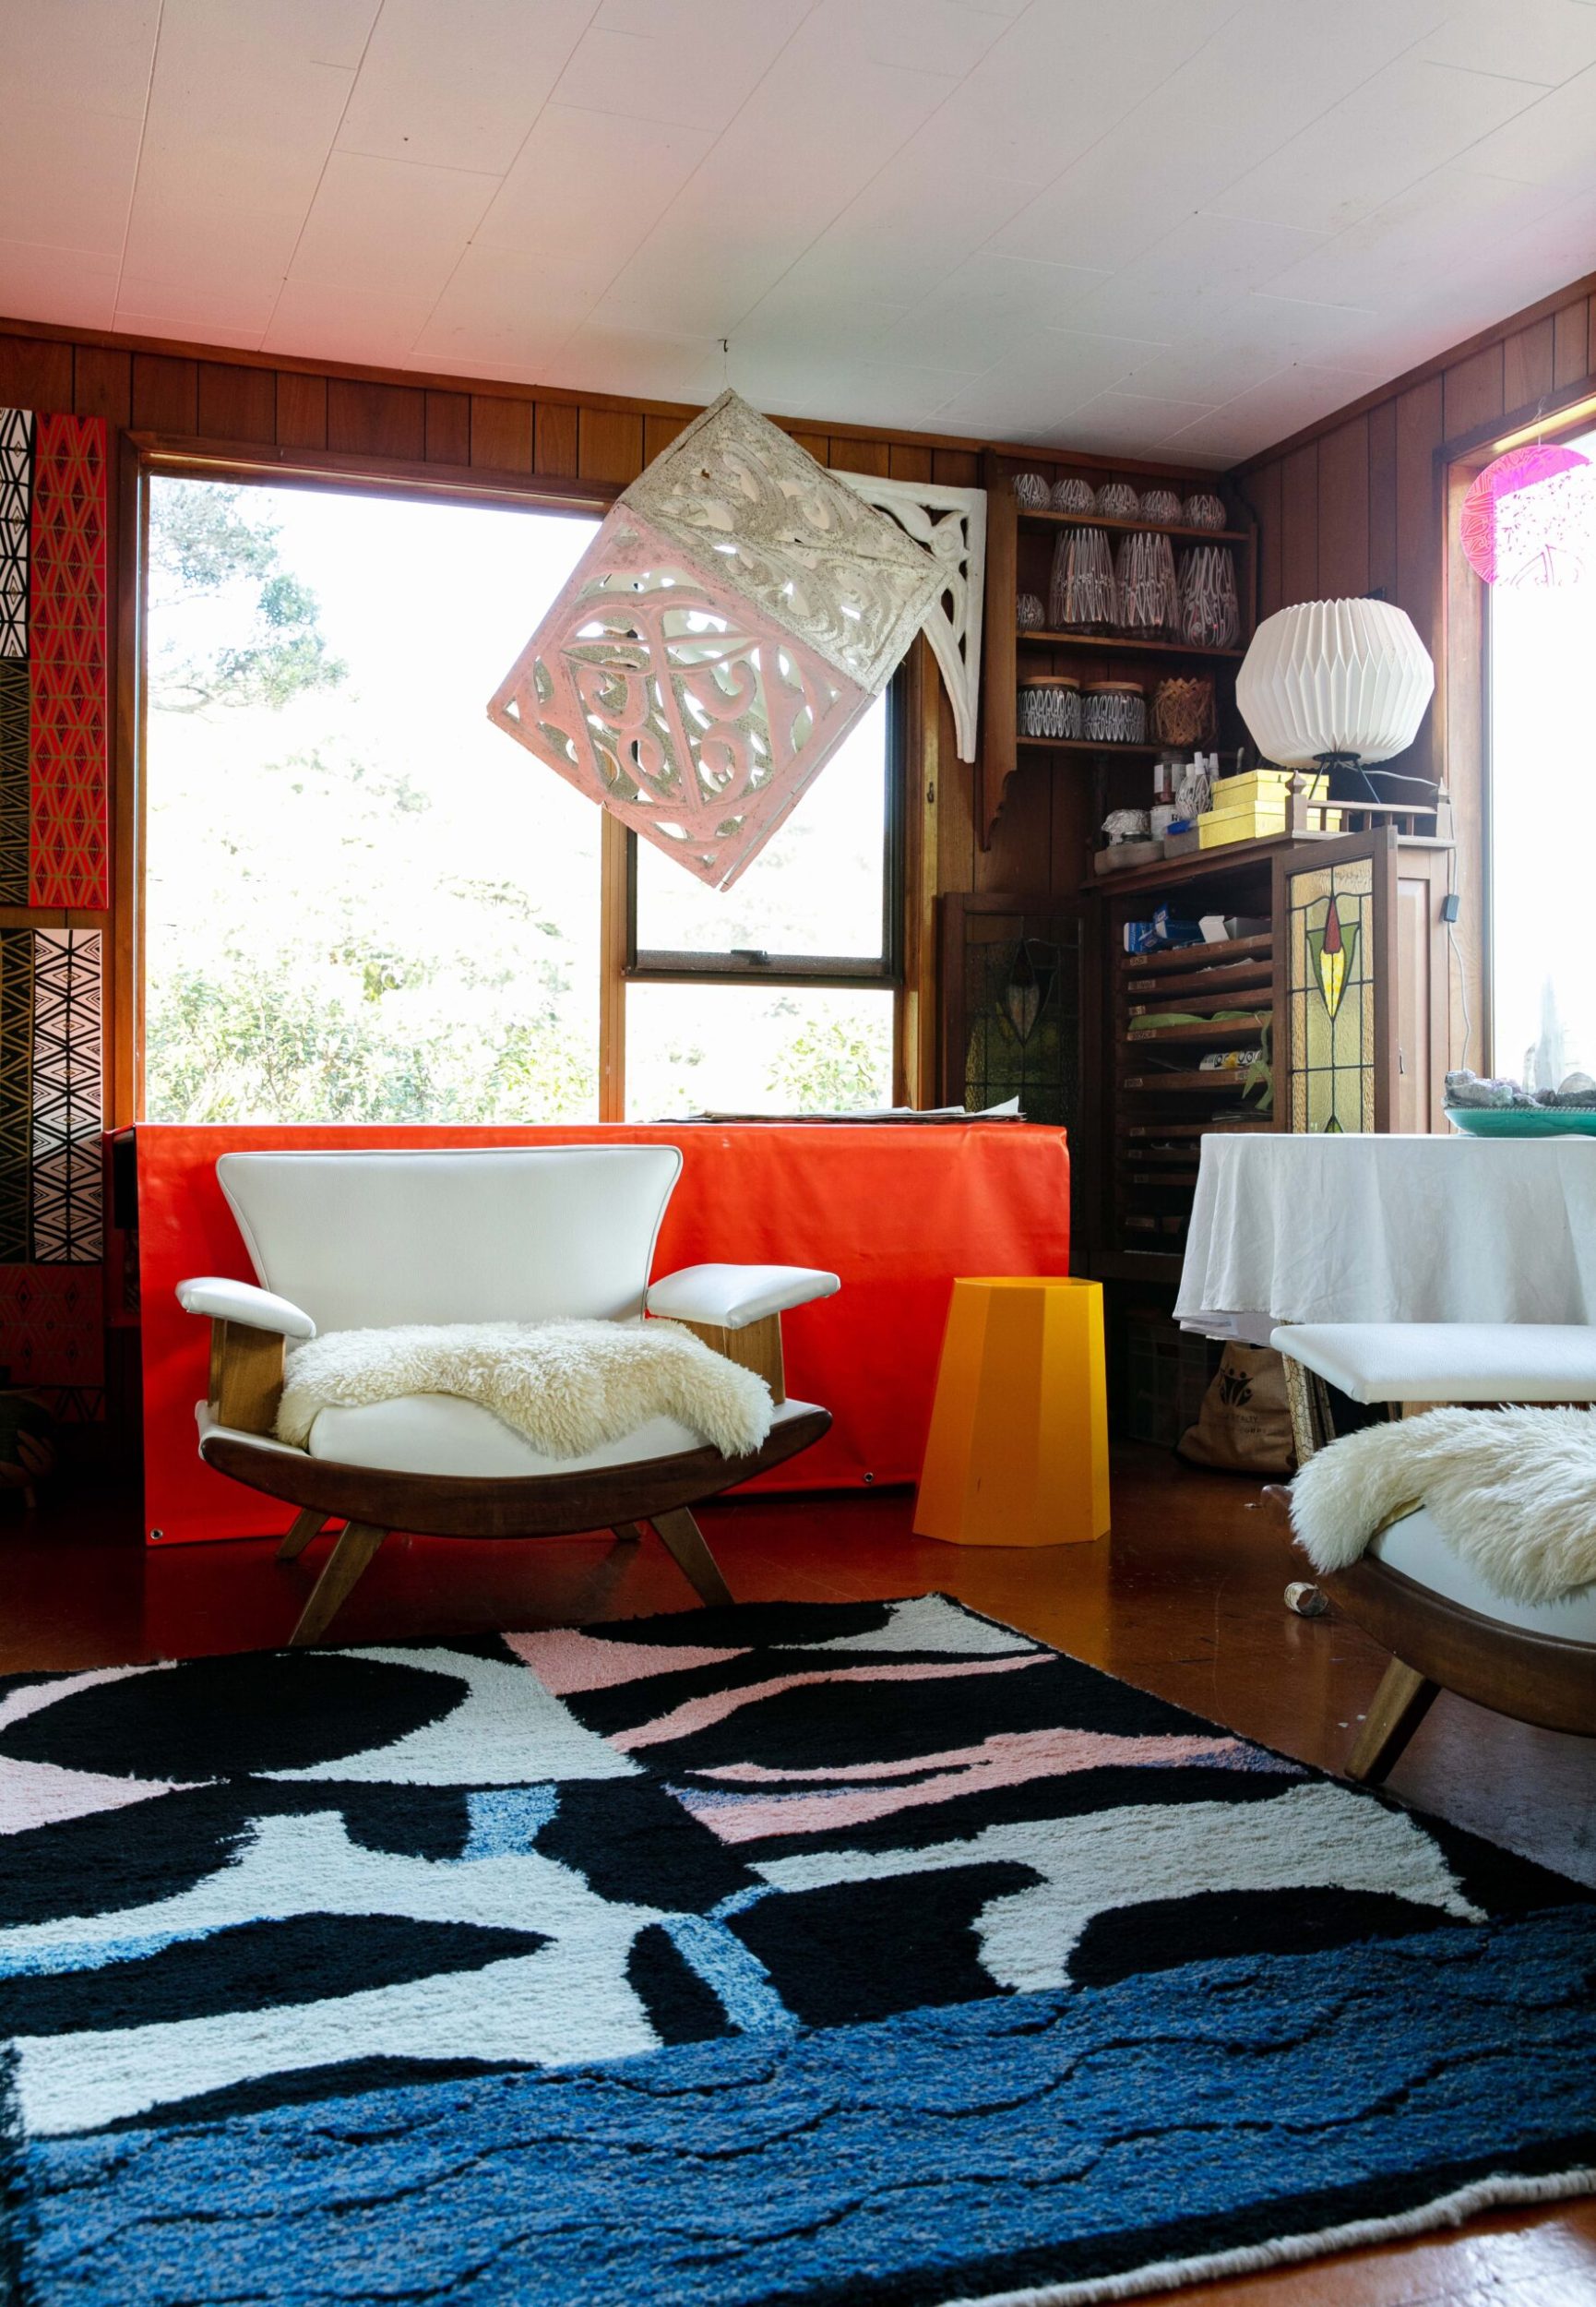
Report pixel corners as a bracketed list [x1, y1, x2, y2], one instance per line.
[178, 1146, 839, 1645]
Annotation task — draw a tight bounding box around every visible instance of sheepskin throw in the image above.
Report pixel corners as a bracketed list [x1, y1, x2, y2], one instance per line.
[277, 1320, 772, 1462]
[1289, 1405, 1596, 1605]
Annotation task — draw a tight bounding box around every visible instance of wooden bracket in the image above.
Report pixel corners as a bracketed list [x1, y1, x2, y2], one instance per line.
[676, 1312, 785, 1404]
[208, 1319, 287, 1435]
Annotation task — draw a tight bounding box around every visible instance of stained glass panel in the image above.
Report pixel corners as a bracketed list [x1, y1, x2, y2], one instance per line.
[1286, 855, 1375, 1132]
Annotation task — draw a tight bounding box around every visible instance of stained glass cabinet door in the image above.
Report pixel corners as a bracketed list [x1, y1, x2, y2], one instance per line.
[1273, 831, 1400, 1135]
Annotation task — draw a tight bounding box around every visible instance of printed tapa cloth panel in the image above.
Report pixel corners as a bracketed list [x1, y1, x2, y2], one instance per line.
[1, 1596, 1590, 2307]
[0, 408, 110, 912]
[0, 927, 102, 1277]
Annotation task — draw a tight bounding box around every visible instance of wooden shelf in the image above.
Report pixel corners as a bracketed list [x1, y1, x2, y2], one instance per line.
[1124, 1018, 1268, 1049]
[1017, 736, 1161, 758]
[1091, 1249, 1188, 1284]
[1122, 932, 1272, 974]
[1120, 1069, 1259, 1094]
[1018, 629, 1246, 662]
[1124, 1118, 1272, 1138]
[1128, 962, 1274, 1004]
[1088, 843, 1291, 898]
[1018, 507, 1249, 545]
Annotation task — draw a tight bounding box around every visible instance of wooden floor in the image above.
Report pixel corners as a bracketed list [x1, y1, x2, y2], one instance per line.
[4, 1445, 1593, 2307]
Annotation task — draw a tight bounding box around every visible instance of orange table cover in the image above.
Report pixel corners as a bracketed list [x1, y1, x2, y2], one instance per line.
[133, 1121, 1070, 1547]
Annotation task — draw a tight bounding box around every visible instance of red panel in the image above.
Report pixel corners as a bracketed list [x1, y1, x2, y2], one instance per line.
[30, 414, 109, 910]
[133, 1122, 1071, 1546]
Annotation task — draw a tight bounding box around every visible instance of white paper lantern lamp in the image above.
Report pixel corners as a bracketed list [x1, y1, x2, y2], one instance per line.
[1235, 600, 1435, 800]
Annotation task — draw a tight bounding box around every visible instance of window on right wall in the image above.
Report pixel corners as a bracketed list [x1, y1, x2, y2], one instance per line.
[1487, 423, 1596, 1086]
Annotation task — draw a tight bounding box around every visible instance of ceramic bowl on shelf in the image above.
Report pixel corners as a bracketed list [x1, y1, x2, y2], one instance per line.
[1083, 680, 1147, 745]
[1017, 590, 1047, 630]
[1050, 527, 1118, 629]
[1174, 544, 1241, 649]
[1140, 487, 1183, 525]
[1018, 675, 1082, 740]
[1014, 471, 1051, 509]
[1183, 491, 1228, 532]
[1051, 474, 1096, 514]
[1114, 530, 1178, 635]
[1094, 481, 1140, 520]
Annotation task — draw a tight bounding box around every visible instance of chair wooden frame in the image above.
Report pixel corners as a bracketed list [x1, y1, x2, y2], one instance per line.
[1272, 1367, 1596, 1784]
[198, 1312, 826, 1646]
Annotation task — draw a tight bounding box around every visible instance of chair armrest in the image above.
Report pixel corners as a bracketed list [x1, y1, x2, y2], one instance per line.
[176, 1276, 316, 1341]
[647, 1263, 840, 1330]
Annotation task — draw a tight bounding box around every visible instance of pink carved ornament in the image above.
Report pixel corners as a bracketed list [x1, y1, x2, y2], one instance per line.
[487, 392, 941, 889]
[1459, 442, 1593, 587]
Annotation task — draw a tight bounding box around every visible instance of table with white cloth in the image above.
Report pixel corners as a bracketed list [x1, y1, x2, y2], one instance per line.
[1175, 1133, 1596, 1342]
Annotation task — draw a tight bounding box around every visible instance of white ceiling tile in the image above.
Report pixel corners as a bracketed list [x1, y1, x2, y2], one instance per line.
[114, 269, 280, 332]
[0, 0, 159, 119]
[0, 240, 119, 331]
[412, 243, 596, 370]
[1207, 58, 1552, 237]
[1034, 388, 1219, 452]
[123, 0, 380, 289]
[732, 281, 913, 362]
[539, 320, 723, 398]
[338, 0, 598, 172]
[932, 329, 1169, 435]
[1162, 360, 1388, 459]
[775, 131, 1042, 309]
[879, 254, 1110, 369]
[685, 348, 980, 427]
[1257, 164, 1571, 309]
[554, 0, 812, 133]
[113, 311, 268, 350]
[1417, 0, 1596, 85]
[804, 0, 1011, 79]
[472, 104, 712, 263]
[1461, 63, 1596, 191]
[288, 152, 498, 299]
[263, 278, 440, 363]
[0, 106, 141, 256]
[1066, 217, 1331, 347]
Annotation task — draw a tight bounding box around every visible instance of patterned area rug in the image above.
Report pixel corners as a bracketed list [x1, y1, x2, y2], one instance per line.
[2, 1595, 1592, 2307]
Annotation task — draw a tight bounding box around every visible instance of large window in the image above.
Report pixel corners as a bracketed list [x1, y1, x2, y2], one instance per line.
[1487, 424, 1596, 1083]
[141, 471, 899, 1123]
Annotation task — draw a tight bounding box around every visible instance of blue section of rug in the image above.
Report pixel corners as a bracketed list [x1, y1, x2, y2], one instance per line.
[1, 1595, 1591, 2306]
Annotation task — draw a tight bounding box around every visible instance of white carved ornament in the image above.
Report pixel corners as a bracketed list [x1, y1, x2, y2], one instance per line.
[834, 472, 987, 764]
[488, 392, 944, 890]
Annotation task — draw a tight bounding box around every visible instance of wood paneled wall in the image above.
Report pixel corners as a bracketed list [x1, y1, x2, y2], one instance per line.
[1232, 267, 1596, 1074]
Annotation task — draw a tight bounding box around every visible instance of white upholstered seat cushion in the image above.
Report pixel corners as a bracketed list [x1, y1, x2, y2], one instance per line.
[299, 1392, 821, 1479]
[1369, 1504, 1596, 1642]
[1270, 1321, 1596, 1405]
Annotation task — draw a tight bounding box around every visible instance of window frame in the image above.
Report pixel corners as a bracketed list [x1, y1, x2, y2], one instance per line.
[623, 677, 907, 990]
[122, 433, 912, 1126]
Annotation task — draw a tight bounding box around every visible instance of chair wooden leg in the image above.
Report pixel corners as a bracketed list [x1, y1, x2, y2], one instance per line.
[650, 1508, 733, 1608]
[277, 1508, 328, 1561]
[1346, 1656, 1438, 1785]
[289, 1523, 387, 1647]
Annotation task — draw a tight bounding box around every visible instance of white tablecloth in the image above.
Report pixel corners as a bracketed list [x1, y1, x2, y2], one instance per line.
[1176, 1134, 1596, 1341]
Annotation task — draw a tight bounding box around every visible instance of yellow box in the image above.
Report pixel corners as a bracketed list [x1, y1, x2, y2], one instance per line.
[1197, 801, 1342, 848]
[1213, 769, 1328, 807]
[913, 1276, 1109, 1548]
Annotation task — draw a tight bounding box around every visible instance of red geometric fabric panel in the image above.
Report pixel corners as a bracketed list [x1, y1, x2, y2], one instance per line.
[0, 1261, 105, 1420]
[28, 413, 109, 909]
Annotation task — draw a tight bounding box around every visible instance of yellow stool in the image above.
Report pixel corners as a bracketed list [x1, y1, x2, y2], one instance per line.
[913, 1277, 1109, 1548]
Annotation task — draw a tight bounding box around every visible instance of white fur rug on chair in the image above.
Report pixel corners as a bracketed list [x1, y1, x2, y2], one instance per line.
[276, 1320, 772, 1463]
[1289, 1405, 1596, 1605]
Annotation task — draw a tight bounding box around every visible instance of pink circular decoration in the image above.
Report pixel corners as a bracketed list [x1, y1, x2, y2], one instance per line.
[1459, 443, 1590, 584]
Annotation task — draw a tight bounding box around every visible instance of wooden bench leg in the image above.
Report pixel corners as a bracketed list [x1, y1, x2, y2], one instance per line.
[650, 1508, 733, 1608]
[611, 1522, 645, 1545]
[277, 1509, 328, 1561]
[1346, 1656, 1438, 1785]
[289, 1522, 387, 1647]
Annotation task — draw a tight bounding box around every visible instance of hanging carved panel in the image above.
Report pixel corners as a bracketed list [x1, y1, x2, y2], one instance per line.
[488, 392, 942, 888]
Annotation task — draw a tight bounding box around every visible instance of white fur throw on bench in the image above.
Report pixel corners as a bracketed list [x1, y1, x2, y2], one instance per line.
[276, 1320, 773, 1463]
[1289, 1405, 1596, 1606]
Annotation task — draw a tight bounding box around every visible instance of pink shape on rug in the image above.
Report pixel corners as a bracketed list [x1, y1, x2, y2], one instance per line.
[609, 1652, 1045, 1752]
[672, 1727, 1298, 1842]
[506, 1628, 748, 1695]
[0, 1755, 197, 1836]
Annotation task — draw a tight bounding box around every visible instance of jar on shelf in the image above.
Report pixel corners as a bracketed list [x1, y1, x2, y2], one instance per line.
[1083, 680, 1147, 745]
[1013, 471, 1051, 509]
[1151, 675, 1217, 747]
[1017, 590, 1047, 630]
[1051, 473, 1095, 514]
[1139, 486, 1183, 525]
[1174, 544, 1241, 649]
[1182, 491, 1228, 532]
[1114, 529, 1178, 635]
[1094, 481, 1140, 520]
[1049, 526, 1117, 629]
[1018, 674, 1082, 740]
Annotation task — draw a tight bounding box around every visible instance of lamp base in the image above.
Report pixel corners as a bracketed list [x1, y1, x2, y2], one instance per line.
[1313, 750, 1439, 812]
